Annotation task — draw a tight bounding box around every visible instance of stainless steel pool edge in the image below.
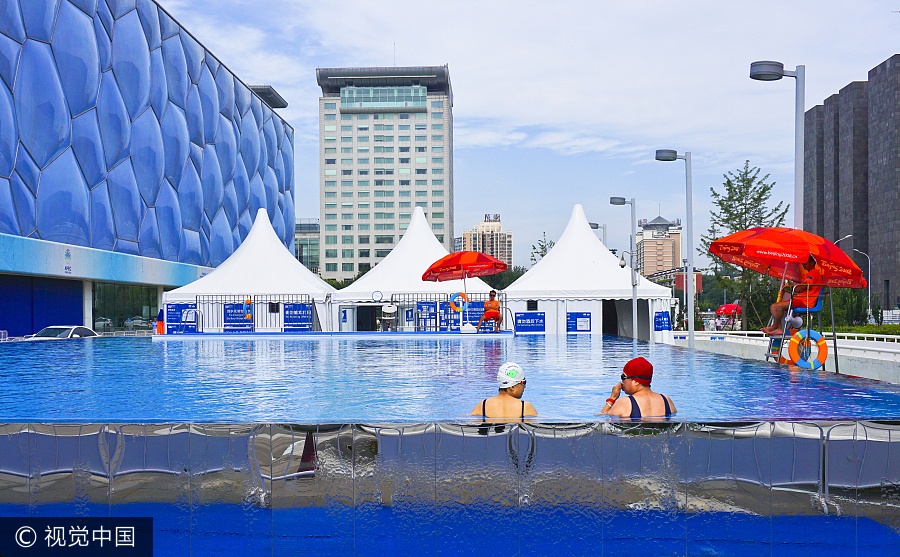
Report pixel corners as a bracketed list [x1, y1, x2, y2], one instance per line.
[151, 331, 517, 341]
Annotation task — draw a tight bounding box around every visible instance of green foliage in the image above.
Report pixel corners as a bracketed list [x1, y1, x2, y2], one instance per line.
[483, 265, 527, 290]
[699, 161, 790, 330]
[832, 324, 900, 335]
[325, 267, 370, 290]
[530, 232, 555, 265]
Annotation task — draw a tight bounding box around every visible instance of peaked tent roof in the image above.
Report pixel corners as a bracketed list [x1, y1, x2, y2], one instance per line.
[165, 209, 335, 302]
[333, 206, 492, 302]
[504, 204, 671, 300]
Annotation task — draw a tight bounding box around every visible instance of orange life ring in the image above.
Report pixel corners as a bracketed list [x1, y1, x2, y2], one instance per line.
[449, 292, 469, 312]
[788, 329, 828, 370]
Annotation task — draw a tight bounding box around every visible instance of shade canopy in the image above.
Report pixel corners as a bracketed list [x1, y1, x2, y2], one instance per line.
[333, 207, 492, 302]
[165, 209, 335, 302]
[422, 251, 507, 282]
[715, 304, 742, 315]
[504, 204, 671, 300]
[709, 227, 867, 289]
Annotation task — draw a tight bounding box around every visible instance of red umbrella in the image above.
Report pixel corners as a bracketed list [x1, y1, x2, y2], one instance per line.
[709, 227, 866, 288]
[715, 304, 742, 315]
[422, 251, 508, 282]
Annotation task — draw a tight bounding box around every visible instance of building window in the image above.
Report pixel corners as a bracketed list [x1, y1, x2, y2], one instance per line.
[374, 223, 394, 230]
[324, 114, 336, 120]
[341, 158, 352, 164]
[342, 263, 354, 272]
[431, 101, 443, 108]
[325, 235, 337, 244]
[342, 235, 353, 244]
[374, 201, 394, 208]
[358, 180, 370, 187]
[339, 180, 351, 187]
[400, 212, 411, 219]
[358, 213, 370, 219]
[325, 181, 336, 187]
[342, 249, 354, 258]
[415, 201, 427, 207]
[359, 169, 370, 176]
[432, 157, 443, 164]
[399, 125, 410, 131]
[399, 135, 410, 142]
[431, 212, 444, 219]
[415, 146, 427, 152]
[358, 235, 370, 244]
[358, 223, 370, 230]
[359, 262, 371, 272]
[399, 180, 410, 186]
[341, 125, 352, 131]
[325, 159, 336, 165]
[326, 263, 337, 272]
[399, 157, 411, 164]
[357, 114, 369, 120]
[399, 191, 411, 198]
[399, 146, 410, 153]
[358, 202, 370, 208]
[432, 168, 443, 174]
[415, 157, 426, 163]
[432, 112, 443, 118]
[357, 147, 369, 153]
[324, 125, 337, 132]
[399, 201, 411, 207]
[415, 180, 427, 186]
[399, 168, 410, 174]
[325, 147, 336, 154]
[415, 168, 427, 174]
[432, 146, 443, 152]
[432, 135, 443, 141]
[325, 137, 336, 143]
[432, 124, 443, 130]
[358, 190, 370, 197]
[341, 169, 352, 175]
[358, 249, 370, 258]
[432, 201, 443, 207]
[374, 190, 394, 197]
[375, 212, 394, 219]
[432, 223, 444, 230]
[375, 249, 391, 258]
[325, 191, 336, 198]
[325, 213, 337, 219]
[399, 113, 410, 119]
[375, 235, 394, 244]
[415, 123, 427, 130]
[435, 234, 444, 243]
[415, 135, 427, 141]
[341, 147, 352, 153]
[416, 190, 427, 196]
[341, 137, 352, 143]
[432, 179, 443, 185]
[357, 136, 369, 142]
[341, 114, 352, 120]
[374, 157, 393, 164]
[342, 223, 353, 229]
[357, 158, 369, 164]
[432, 190, 444, 196]
[357, 125, 369, 131]
[325, 249, 337, 258]
[324, 224, 337, 231]
[324, 102, 336, 109]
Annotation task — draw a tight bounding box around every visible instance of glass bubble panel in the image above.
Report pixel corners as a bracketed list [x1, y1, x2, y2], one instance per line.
[9, 172, 35, 235]
[138, 206, 161, 258]
[90, 181, 116, 249]
[106, 158, 142, 241]
[135, 0, 160, 50]
[200, 143, 222, 220]
[177, 159, 201, 230]
[97, 70, 131, 169]
[36, 148, 90, 246]
[155, 179, 181, 260]
[0, 32, 21, 94]
[161, 34, 187, 109]
[52, 0, 101, 117]
[14, 40, 71, 169]
[130, 107, 164, 206]
[0, 176, 18, 234]
[161, 101, 189, 188]
[110, 9, 150, 121]
[71, 109, 107, 188]
[198, 64, 218, 144]
[20, 0, 59, 42]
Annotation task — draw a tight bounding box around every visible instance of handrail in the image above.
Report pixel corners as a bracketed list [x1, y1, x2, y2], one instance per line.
[503, 306, 516, 335]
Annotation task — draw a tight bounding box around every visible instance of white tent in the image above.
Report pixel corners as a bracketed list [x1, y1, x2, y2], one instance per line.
[331, 207, 492, 330]
[504, 204, 672, 339]
[164, 209, 335, 331]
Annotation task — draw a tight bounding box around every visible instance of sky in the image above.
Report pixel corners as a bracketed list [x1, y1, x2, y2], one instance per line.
[160, 0, 900, 268]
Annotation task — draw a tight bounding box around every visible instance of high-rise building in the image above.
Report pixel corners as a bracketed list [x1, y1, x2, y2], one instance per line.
[805, 54, 900, 309]
[294, 219, 321, 274]
[635, 216, 682, 277]
[316, 66, 454, 281]
[459, 214, 513, 267]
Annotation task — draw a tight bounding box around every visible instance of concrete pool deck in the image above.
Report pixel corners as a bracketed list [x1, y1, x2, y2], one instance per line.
[670, 331, 900, 383]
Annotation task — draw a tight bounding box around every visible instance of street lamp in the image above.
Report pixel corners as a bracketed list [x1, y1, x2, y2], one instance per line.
[853, 248, 872, 320]
[589, 222, 607, 245]
[750, 60, 805, 229]
[835, 234, 852, 245]
[655, 149, 695, 350]
[610, 196, 638, 356]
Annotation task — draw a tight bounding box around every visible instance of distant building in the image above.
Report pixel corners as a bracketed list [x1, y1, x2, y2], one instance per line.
[805, 54, 900, 309]
[294, 219, 320, 275]
[453, 236, 463, 252]
[316, 66, 454, 281]
[459, 214, 514, 267]
[635, 216, 682, 277]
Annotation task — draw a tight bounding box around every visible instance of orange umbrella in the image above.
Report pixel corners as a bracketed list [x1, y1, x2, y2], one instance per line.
[709, 227, 866, 288]
[715, 304, 742, 315]
[422, 251, 508, 282]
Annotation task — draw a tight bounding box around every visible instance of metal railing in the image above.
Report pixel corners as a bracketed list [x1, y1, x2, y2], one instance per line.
[185, 294, 319, 333]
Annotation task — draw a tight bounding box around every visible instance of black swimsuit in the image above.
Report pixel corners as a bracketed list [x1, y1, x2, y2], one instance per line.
[627, 394, 673, 419]
[481, 399, 525, 419]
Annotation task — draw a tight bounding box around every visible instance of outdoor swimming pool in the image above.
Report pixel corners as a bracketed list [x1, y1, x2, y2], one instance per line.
[1, 334, 900, 422]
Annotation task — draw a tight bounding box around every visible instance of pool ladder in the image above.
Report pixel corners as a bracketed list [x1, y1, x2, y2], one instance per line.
[177, 309, 202, 334]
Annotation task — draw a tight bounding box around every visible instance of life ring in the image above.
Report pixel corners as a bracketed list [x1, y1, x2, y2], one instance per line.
[449, 292, 469, 312]
[788, 329, 828, 370]
[243, 298, 253, 320]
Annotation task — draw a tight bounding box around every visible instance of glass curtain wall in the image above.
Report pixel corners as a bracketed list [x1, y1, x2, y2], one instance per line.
[92, 283, 159, 332]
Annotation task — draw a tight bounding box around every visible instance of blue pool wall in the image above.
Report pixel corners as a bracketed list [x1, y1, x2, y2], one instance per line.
[0, 0, 296, 267]
[0, 422, 898, 556]
[0, 274, 82, 336]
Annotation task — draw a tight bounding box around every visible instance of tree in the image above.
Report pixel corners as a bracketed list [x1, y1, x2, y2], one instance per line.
[483, 265, 527, 290]
[530, 232, 555, 265]
[699, 161, 790, 330]
[324, 267, 370, 290]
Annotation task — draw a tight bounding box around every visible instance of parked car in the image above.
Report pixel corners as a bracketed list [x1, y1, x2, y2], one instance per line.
[125, 316, 147, 330]
[24, 326, 100, 340]
[93, 317, 112, 331]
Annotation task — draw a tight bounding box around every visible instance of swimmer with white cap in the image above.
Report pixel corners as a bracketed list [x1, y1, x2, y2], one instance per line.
[470, 362, 538, 420]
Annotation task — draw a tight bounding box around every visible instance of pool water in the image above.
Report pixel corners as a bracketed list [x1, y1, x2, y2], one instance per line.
[2, 335, 900, 422]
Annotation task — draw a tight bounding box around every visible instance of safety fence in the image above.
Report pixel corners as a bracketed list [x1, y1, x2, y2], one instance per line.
[165, 295, 320, 334]
[389, 292, 507, 332]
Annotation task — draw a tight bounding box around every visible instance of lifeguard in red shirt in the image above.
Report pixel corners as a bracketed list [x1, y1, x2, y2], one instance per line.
[477, 290, 503, 333]
[762, 255, 823, 337]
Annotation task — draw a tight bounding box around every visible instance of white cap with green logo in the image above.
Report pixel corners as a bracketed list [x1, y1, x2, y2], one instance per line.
[497, 362, 526, 388]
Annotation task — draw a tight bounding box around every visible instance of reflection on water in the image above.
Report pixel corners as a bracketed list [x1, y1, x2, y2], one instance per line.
[0, 335, 899, 421]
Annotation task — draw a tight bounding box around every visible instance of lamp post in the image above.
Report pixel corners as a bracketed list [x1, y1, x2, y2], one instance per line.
[750, 61, 805, 229]
[589, 222, 608, 245]
[655, 149, 694, 350]
[853, 248, 872, 320]
[610, 197, 638, 356]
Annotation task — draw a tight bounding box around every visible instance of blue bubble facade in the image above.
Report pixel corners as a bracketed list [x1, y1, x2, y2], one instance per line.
[0, 0, 295, 267]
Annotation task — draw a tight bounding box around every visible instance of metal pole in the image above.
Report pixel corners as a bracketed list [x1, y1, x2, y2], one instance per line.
[630, 198, 638, 356]
[683, 152, 695, 350]
[601, 224, 607, 246]
[854, 249, 871, 319]
[793, 65, 805, 230]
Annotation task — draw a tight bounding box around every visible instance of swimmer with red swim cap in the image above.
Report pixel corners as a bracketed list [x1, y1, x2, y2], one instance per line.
[598, 357, 676, 419]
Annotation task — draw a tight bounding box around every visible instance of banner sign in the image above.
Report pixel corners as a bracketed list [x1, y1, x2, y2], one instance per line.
[284, 303, 314, 332]
[515, 312, 545, 333]
[165, 303, 196, 334]
[654, 311, 672, 331]
[567, 312, 591, 332]
[223, 303, 253, 332]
